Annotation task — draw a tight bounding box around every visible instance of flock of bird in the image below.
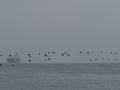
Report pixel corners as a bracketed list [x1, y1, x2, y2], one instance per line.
[31, 51, 71, 62]
[0, 50, 120, 63]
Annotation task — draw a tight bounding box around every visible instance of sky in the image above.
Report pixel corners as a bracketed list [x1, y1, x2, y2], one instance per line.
[0, 0, 120, 63]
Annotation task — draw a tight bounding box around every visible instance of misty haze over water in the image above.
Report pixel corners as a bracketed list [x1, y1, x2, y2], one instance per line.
[0, 0, 120, 59]
[0, 0, 120, 89]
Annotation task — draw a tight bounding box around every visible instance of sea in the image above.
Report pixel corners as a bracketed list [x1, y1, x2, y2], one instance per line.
[0, 63, 120, 90]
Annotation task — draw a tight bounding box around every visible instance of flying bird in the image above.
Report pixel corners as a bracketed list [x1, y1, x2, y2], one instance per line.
[44, 54, 48, 57]
[67, 54, 70, 56]
[90, 59, 92, 62]
[114, 52, 117, 55]
[115, 59, 118, 61]
[0, 64, 2, 66]
[48, 58, 51, 61]
[64, 52, 67, 54]
[28, 60, 32, 62]
[61, 53, 64, 56]
[80, 51, 82, 54]
[28, 53, 32, 58]
[95, 58, 98, 61]
[110, 52, 113, 54]
[100, 51, 103, 53]
[86, 51, 90, 54]
[91, 51, 94, 54]
[48, 52, 50, 54]
[9, 54, 12, 57]
[52, 51, 55, 54]
[11, 64, 15, 67]
[102, 57, 105, 59]
[0, 54, 3, 56]
[44, 59, 47, 61]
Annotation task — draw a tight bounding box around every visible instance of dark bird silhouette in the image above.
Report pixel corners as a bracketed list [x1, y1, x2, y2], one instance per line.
[28, 60, 32, 62]
[44, 59, 47, 61]
[114, 52, 117, 55]
[0, 54, 3, 56]
[102, 57, 105, 59]
[38, 53, 40, 55]
[9, 54, 12, 57]
[61, 53, 64, 56]
[28, 53, 32, 58]
[11, 64, 15, 67]
[48, 52, 50, 54]
[67, 54, 70, 56]
[44, 54, 48, 57]
[0, 64, 2, 67]
[110, 52, 113, 54]
[90, 59, 92, 62]
[115, 59, 118, 61]
[95, 58, 98, 61]
[48, 58, 51, 61]
[80, 51, 82, 54]
[64, 52, 67, 54]
[91, 51, 94, 54]
[86, 51, 90, 54]
[100, 51, 103, 53]
[52, 51, 55, 54]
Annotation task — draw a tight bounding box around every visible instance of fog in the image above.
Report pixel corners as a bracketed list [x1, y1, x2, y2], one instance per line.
[0, 0, 120, 62]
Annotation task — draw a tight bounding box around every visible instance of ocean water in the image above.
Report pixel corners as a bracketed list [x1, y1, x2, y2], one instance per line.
[0, 63, 120, 90]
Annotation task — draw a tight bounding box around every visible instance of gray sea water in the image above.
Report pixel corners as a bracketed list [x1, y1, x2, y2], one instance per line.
[0, 63, 120, 90]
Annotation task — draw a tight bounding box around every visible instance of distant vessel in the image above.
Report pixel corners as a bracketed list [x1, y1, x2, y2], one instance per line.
[7, 53, 21, 64]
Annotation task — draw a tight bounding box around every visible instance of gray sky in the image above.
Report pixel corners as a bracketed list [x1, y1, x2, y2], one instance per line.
[0, 0, 120, 63]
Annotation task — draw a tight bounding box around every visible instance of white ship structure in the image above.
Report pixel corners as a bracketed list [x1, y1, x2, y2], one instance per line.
[7, 53, 21, 64]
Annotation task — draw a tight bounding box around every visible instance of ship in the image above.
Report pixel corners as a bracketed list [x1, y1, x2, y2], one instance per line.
[7, 53, 21, 64]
